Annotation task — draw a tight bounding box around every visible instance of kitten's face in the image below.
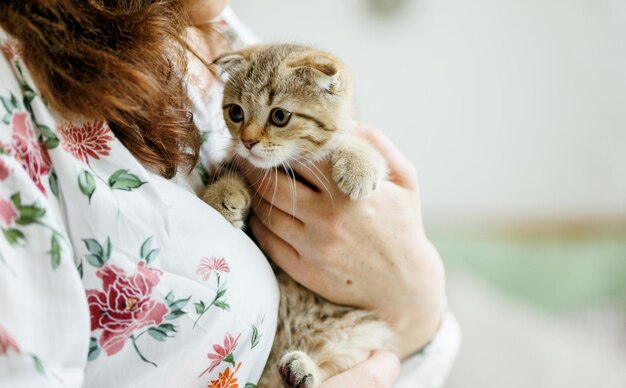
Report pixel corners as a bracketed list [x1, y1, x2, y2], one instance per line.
[215, 45, 352, 169]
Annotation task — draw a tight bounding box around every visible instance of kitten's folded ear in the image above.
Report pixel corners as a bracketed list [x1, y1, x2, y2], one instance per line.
[212, 51, 249, 78]
[288, 54, 343, 94]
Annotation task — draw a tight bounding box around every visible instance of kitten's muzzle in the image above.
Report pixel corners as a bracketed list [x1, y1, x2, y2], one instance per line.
[243, 140, 259, 150]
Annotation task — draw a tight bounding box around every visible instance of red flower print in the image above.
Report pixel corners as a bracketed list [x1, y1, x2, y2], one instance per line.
[208, 362, 242, 388]
[86, 262, 168, 356]
[1, 38, 21, 61]
[197, 257, 231, 281]
[59, 120, 113, 164]
[0, 325, 20, 355]
[0, 158, 10, 180]
[11, 112, 51, 194]
[0, 198, 17, 226]
[199, 333, 241, 377]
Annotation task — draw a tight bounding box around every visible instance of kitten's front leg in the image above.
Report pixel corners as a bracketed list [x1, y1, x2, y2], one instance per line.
[202, 174, 251, 228]
[330, 136, 387, 200]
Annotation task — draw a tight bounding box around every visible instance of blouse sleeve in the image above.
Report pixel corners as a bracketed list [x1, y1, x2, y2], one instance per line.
[394, 310, 461, 388]
[0, 37, 91, 388]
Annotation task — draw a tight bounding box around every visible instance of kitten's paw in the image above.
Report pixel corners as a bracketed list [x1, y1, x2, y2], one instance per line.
[203, 177, 251, 228]
[279, 351, 320, 388]
[331, 153, 384, 200]
[219, 189, 250, 228]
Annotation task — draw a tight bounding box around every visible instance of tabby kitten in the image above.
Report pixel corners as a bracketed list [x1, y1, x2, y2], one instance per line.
[203, 44, 394, 388]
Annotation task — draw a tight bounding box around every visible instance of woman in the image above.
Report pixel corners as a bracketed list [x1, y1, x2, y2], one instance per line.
[0, 1, 459, 387]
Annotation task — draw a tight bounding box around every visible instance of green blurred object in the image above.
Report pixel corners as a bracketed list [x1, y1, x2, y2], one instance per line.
[368, 0, 408, 14]
[432, 226, 626, 312]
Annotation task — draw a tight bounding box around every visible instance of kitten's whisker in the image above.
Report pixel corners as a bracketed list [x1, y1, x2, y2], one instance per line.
[295, 158, 335, 205]
[291, 147, 331, 185]
[282, 161, 298, 220]
[212, 153, 237, 181]
[268, 167, 279, 226]
[251, 168, 271, 213]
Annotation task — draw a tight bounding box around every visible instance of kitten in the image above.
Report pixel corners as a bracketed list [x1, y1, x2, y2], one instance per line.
[203, 44, 395, 388]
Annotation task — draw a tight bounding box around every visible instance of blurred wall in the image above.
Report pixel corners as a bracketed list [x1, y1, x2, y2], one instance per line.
[231, 0, 626, 226]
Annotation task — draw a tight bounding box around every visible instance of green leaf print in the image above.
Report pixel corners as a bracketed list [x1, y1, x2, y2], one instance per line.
[39, 124, 59, 149]
[168, 296, 191, 312]
[251, 325, 261, 349]
[50, 232, 61, 269]
[1, 113, 10, 125]
[0, 95, 16, 113]
[78, 170, 96, 202]
[244, 384, 257, 388]
[147, 323, 178, 342]
[10, 93, 18, 110]
[165, 290, 174, 305]
[195, 162, 211, 186]
[10, 193, 46, 225]
[83, 237, 112, 267]
[88, 337, 101, 361]
[147, 327, 169, 342]
[140, 236, 160, 264]
[23, 90, 36, 105]
[10, 193, 21, 208]
[32, 355, 45, 375]
[195, 301, 206, 315]
[108, 169, 145, 191]
[214, 301, 230, 311]
[164, 291, 191, 321]
[48, 170, 59, 197]
[2, 228, 25, 245]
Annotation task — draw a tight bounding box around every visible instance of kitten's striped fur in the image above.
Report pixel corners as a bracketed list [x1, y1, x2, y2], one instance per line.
[202, 44, 393, 388]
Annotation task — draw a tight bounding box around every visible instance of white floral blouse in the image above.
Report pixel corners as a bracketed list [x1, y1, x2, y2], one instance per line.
[0, 7, 459, 388]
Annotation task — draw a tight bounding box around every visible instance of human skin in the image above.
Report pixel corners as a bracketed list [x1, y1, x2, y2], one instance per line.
[242, 124, 446, 360]
[184, 0, 230, 25]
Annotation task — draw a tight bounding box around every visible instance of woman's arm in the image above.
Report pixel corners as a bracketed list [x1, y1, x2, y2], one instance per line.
[241, 124, 447, 359]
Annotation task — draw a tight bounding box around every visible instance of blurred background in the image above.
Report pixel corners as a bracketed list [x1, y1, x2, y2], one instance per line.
[231, 0, 626, 387]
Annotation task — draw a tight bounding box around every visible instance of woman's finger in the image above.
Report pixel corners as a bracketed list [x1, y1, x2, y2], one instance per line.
[249, 215, 299, 263]
[355, 123, 418, 189]
[251, 198, 304, 245]
[320, 350, 400, 388]
[249, 215, 311, 282]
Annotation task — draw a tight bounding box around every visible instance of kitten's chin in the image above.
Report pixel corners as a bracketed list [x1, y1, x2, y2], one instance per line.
[245, 154, 280, 169]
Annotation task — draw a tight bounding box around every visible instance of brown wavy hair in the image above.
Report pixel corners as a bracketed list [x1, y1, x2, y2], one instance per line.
[0, 0, 201, 178]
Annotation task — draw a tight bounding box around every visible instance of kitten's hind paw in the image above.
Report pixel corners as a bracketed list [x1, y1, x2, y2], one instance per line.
[279, 351, 321, 388]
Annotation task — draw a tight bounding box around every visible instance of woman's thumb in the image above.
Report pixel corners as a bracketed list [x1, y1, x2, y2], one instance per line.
[320, 350, 401, 388]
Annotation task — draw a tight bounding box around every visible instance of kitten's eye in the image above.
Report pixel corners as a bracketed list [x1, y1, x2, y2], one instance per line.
[269, 108, 292, 127]
[228, 104, 244, 123]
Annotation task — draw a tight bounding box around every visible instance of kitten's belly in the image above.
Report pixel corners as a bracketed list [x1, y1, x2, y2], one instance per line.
[258, 270, 395, 387]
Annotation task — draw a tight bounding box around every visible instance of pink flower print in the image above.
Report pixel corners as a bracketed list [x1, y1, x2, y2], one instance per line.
[0, 198, 17, 226]
[1, 38, 21, 62]
[59, 120, 113, 164]
[0, 325, 20, 355]
[11, 112, 51, 194]
[197, 257, 230, 281]
[199, 333, 241, 377]
[0, 158, 11, 180]
[86, 262, 168, 356]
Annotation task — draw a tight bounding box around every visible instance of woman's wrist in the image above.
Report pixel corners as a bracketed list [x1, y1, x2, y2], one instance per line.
[384, 239, 447, 359]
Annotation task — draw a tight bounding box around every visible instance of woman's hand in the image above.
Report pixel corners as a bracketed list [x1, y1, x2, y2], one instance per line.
[320, 350, 400, 388]
[242, 124, 446, 358]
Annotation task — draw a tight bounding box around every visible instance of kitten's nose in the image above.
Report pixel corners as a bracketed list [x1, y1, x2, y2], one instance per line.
[243, 140, 259, 150]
